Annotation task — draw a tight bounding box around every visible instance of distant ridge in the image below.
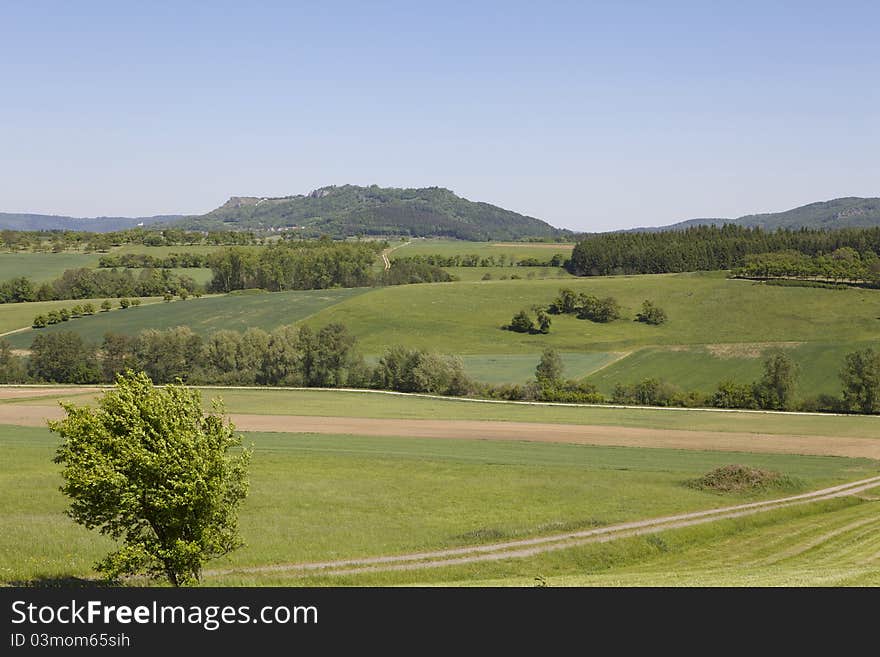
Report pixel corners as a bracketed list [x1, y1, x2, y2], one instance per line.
[0, 212, 180, 232]
[639, 197, 880, 232]
[173, 184, 565, 240]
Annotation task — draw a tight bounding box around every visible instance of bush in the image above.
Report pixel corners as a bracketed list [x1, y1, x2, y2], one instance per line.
[685, 465, 801, 494]
[636, 300, 667, 325]
[507, 309, 536, 333]
[577, 295, 620, 323]
[130, 298, 141, 307]
[612, 378, 681, 406]
[32, 314, 47, 328]
[100, 300, 112, 312]
[712, 380, 758, 409]
[119, 298, 131, 309]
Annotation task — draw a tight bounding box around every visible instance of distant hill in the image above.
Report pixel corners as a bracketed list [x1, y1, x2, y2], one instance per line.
[0, 212, 179, 232]
[650, 197, 880, 232]
[172, 185, 565, 240]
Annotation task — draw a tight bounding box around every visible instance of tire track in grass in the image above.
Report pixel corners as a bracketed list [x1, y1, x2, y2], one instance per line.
[206, 474, 880, 578]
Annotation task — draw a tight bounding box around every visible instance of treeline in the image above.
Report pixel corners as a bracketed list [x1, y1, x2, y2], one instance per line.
[730, 248, 880, 284]
[207, 242, 450, 292]
[98, 252, 210, 268]
[569, 225, 880, 276]
[0, 228, 259, 253]
[5, 329, 880, 415]
[207, 242, 380, 292]
[0, 268, 201, 304]
[391, 253, 567, 268]
[7, 324, 473, 396]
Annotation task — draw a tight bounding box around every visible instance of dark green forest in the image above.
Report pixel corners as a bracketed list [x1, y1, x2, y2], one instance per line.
[569, 225, 880, 276]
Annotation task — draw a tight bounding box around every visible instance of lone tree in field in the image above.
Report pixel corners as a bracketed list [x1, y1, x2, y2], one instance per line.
[51, 371, 251, 586]
[840, 348, 880, 413]
[754, 352, 799, 410]
[635, 300, 667, 325]
[535, 347, 564, 385]
[508, 309, 536, 333]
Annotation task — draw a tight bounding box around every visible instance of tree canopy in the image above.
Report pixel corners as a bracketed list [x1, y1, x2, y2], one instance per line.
[51, 371, 251, 586]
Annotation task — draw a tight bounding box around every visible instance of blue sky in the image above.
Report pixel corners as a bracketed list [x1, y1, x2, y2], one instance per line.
[1, 1, 878, 231]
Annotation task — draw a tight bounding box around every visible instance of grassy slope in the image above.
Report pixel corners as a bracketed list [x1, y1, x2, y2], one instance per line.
[4, 288, 371, 347]
[586, 342, 865, 396]
[303, 272, 880, 353]
[3, 425, 876, 584]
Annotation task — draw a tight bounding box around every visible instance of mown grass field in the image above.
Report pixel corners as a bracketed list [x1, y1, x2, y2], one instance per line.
[12, 386, 880, 438]
[3, 424, 877, 585]
[261, 496, 880, 587]
[393, 239, 574, 260]
[4, 288, 370, 347]
[445, 266, 574, 282]
[0, 252, 102, 282]
[460, 352, 621, 384]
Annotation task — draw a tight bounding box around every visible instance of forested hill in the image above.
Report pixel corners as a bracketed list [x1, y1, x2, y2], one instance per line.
[653, 197, 880, 231]
[171, 185, 565, 240]
[0, 213, 179, 232]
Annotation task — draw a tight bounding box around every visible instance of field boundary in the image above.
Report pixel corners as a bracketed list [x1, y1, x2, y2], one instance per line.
[1, 383, 878, 420]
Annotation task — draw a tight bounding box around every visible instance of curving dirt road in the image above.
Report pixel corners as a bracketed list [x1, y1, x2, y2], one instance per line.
[206, 474, 880, 578]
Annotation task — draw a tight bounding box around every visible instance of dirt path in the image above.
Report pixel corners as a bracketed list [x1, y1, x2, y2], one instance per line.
[381, 241, 411, 270]
[0, 387, 104, 401]
[206, 474, 880, 578]
[4, 406, 880, 459]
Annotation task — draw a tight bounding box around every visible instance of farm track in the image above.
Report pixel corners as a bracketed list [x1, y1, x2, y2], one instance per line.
[205, 475, 880, 577]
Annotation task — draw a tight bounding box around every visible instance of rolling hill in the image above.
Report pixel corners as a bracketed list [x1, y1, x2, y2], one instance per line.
[171, 185, 565, 240]
[0, 212, 179, 232]
[652, 197, 880, 231]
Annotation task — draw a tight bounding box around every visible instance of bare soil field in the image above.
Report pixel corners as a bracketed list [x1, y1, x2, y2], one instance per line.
[3, 406, 878, 459]
[0, 387, 103, 401]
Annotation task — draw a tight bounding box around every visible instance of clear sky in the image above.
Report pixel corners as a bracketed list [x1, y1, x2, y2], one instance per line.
[2, 1, 878, 231]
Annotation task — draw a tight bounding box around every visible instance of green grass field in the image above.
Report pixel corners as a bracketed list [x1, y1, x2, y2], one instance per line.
[444, 266, 574, 281]
[393, 239, 574, 260]
[302, 272, 880, 354]
[460, 352, 621, 384]
[0, 297, 163, 336]
[586, 342, 868, 397]
[4, 288, 370, 347]
[3, 424, 876, 585]
[264, 496, 880, 586]
[0, 252, 102, 282]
